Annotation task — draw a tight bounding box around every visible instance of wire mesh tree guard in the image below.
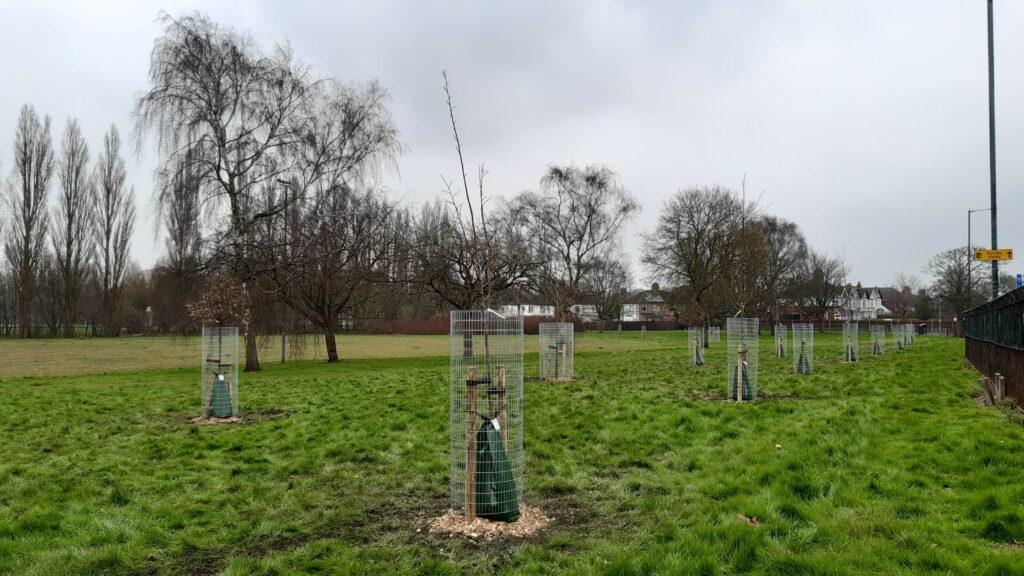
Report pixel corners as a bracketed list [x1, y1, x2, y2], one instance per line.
[843, 321, 859, 362]
[727, 318, 758, 401]
[908, 324, 916, 345]
[640, 325, 646, 339]
[893, 324, 905, 350]
[450, 310, 524, 522]
[689, 326, 705, 366]
[871, 325, 885, 355]
[792, 322, 813, 375]
[617, 323, 622, 336]
[201, 327, 239, 418]
[538, 322, 574, 381]
[775, 323, 787, 358]
[709, 326, 720, 344]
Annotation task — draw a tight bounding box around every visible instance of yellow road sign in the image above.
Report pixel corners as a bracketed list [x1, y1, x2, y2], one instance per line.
[974, 249, 1014, 261]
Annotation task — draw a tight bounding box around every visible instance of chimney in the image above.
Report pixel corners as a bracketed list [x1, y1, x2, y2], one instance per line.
[651, 282, 660, 293]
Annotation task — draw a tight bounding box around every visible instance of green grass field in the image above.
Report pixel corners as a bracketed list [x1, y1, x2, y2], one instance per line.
[0, 331, 1022, 575]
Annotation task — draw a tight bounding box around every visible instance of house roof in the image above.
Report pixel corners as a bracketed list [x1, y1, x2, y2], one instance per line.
[841, 285, 885, 299]
[622, 290, 666, 305]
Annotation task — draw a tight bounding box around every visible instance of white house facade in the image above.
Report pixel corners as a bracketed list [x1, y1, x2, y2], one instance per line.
[496, 303, 555, 318]
[829, 286, 891, 320]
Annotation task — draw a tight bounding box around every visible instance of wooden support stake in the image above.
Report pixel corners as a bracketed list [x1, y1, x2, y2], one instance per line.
[497, 365, 508, 449]
[465, 367, 478, 519]
[736, 344, 746, 403]
[561, 343, 568, 379]
[203, 372, 215, 416]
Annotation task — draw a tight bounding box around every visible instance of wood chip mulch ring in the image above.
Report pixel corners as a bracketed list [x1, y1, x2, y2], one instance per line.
[427, 506, 550, 540]
[189, 415, 243, 425]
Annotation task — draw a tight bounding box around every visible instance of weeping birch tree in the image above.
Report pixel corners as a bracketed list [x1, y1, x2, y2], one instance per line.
[134, 12, 312, 370]
[134, 12, 392, 370]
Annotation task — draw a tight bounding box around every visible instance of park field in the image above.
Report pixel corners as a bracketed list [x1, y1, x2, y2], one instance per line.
[0, 331, 1022, 575]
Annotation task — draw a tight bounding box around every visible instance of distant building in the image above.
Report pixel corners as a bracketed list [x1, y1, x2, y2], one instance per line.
[497, 303, 555, 317]
[620, 283, 675, 321]
[830, 284, 891, 320]
[569, 304, 600, 322]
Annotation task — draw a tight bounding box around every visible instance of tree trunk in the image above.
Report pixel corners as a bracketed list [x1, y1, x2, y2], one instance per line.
[244, 324, 261, 372]
[241, 281, 262, 372]
[325, 330, 339, 363]
[63, 288, 77, 338]
[18, 295, 31, 338]
[63, 310, 75, 337]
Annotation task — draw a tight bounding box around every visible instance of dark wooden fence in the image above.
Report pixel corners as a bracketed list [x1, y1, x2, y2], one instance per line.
[369, 316, 586, 335]
[586, 320, 680, 332]
[368, 316, 959, 336]
[963, 287, 1024, 405]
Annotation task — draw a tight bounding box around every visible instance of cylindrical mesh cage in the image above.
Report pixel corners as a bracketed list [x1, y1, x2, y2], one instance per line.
[871, 325, 885, 354]
[893, 324, 905, 350]
[617, 323, 622, 336]
[909, 324, 916, 345]
[450, 310, 524, 522]
[688, 327, 705, 366]
[774, 323, 787, 358]
[640, 325, 646, 339]
[727, 318, 758, 401]
[792, 323, 813, 375]
[843, 321, 859, 362]
[709, 326, 721, 343]
[201, 326, 239, 418]
[539, 322, 574, 380]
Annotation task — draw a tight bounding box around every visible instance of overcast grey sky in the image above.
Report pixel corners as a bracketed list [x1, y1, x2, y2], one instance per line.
[1, 0, 1022, 289]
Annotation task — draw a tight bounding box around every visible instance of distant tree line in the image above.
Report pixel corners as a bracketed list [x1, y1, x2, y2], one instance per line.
[2, 11, 895, 371]
[899, 247, 1018, 321]
[0, 103, 136, 339]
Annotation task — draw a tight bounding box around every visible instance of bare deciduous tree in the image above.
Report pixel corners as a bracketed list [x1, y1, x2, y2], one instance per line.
[134, 12, 313, 369]
[579, 256, 632, 320]
[641, 186, 753, 330]
[4, 104, 54, 338]
[805, 250, 847, 321]
[53, 118, 93, 337]
[756, 216, 808, 324]
[35, 251, 63, 337]
[888, 272, 921, 318]
[924, 246, 987, 317]
[516, 164, 639, 320]
[94, 125, 136, 336]
[135, 12, 401, 369]
[152, 150, 204, 332]
[408, 72, 534, 313]
[271, 187, 398, 362]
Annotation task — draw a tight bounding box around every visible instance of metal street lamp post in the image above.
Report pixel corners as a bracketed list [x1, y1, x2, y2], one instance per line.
[968, 208, 991, 308]
[987, 0, 1000, 300]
